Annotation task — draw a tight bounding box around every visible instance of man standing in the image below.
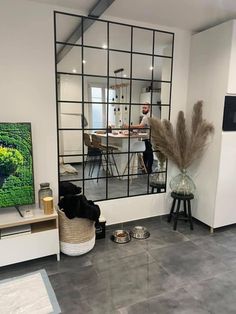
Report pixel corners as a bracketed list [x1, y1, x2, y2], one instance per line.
[125, 102, 153, 173]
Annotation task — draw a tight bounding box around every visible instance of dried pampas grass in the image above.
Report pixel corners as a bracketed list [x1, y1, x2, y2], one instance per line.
[149, 101, 214, 171]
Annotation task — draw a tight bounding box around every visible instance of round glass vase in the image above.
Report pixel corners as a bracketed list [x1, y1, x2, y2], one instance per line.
[38, 182, 53, 210]
[170, 170, 196, 195]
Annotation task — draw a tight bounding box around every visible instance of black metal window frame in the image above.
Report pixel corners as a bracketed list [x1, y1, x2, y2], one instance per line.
[54, 11, 174, 201]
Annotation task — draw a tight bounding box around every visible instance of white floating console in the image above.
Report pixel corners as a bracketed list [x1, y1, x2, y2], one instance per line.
[0, 207, 60, 267]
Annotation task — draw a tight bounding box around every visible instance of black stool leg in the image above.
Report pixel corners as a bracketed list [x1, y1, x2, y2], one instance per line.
[88, 157, 93, 176]
[168, 198, 176, 223]
[97, 154, 102, 182]
[151, 187, 154, 193]
[173, 199, 181, 230]
[184, 200, 187, 222]
[90, 156, 97, 177]
[111, 152, 120, 178]
[187, 199, 194, 230]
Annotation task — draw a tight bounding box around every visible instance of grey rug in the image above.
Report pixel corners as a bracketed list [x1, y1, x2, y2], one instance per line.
[0, 269, 61, 314]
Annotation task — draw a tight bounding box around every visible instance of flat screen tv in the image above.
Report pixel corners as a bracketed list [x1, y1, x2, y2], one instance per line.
[0, 123, 35, 209]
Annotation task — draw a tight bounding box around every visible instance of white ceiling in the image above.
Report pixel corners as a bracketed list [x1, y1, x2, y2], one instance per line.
[30, 0, 97, 13]
[29, 0, 236, 32]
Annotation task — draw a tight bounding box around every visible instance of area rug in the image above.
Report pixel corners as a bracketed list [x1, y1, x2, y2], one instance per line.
[0, 269, 61, 314]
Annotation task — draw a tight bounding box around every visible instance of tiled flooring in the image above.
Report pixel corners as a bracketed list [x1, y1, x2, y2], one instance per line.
[2, 217, 236, 313]
[60, 160, 161, 201]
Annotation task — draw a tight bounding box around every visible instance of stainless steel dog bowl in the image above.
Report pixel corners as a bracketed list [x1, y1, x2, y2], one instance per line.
[130, 226, 150, 239]
[111, 229, 131, 244]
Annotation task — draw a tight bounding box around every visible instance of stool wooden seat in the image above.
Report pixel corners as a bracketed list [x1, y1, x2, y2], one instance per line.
[150, 182, 166, 193]
[168, 192, 194, 230]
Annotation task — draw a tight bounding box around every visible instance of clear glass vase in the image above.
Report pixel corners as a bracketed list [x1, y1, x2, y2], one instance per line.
[170, 169, 196, 195]
[38, 182, 53, 209]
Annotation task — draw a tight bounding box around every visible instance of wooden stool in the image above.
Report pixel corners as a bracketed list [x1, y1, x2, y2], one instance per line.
[150, 182, 166, 193]
[168, 192, 194, 230]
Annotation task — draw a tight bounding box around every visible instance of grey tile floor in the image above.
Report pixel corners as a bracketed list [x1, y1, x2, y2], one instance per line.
[2, 217, 236, 313]
[60, 160, 162, 201]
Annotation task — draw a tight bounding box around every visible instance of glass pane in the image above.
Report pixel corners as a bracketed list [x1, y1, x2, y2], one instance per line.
[155, 32, 173, 57]
[110, 103, 130, 128]
[160, 83, 171, 105]
[109, 23, 131, 51]
[87, 150, 128, 177]
[131, 80, 153, 104]
[87, 102, 107, 129]
[87, 88, 118, 128]
[129, 174, 149, 196]
[151, 154, 167, 172]
[59, 130, 83, 160]
[129, 140, 147, 175]
[55, 13, 82, 45]
[132, 54, 152, 80]
[83, 150, 104, 180]
[84, 178, 106, 201]
[107, 177, 128, 199]
[109, 51, 130, 78]
[149, 178, 166, 194]
[84, 77, 108, 102]
[57, 74, 82, 101]
[128, 135, 153, 174]
[111, 152, 128, 176]
[133, 28, 153, 54]
[83, 18, 107, 49]
[83, 47, 107, 76]
[160, 105, 170, 120]
[109, 77, 130, 104]
[151, 104, 161, 119]
[140, 90, 161, 106]
[57, 44, 82, 74]
[129, 104, 142, 127]
[58, 102, 83, 129]
[152, 81, 171, 104]
[153, 56, 172, 81]
[59, 161, 83, 180]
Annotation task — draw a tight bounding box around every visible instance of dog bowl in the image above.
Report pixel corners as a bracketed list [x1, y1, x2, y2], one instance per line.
[111, 229, 131, 244]
[130, 226, 150, 239]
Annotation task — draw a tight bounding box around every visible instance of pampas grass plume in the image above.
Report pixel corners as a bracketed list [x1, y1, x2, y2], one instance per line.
[149, 101, 214, 171]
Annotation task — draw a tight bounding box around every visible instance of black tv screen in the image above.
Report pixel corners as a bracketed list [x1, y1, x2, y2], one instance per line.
[0, 123, 35, 208]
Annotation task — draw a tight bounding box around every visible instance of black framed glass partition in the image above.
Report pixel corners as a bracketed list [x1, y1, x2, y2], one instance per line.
[54, 11, 174, 201]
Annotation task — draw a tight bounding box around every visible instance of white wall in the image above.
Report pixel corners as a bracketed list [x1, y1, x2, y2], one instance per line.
[0, 0, 191, 224]
[0, 0, 58, 205]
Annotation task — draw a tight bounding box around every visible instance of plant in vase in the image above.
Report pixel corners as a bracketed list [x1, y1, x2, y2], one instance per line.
[149, 101, 214, 195]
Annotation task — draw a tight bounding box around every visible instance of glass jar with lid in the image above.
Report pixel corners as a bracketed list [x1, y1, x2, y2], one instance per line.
[38, 182, 53, 209]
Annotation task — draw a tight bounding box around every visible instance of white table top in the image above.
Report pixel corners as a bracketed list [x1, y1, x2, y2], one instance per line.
[95, 132, 148, 139]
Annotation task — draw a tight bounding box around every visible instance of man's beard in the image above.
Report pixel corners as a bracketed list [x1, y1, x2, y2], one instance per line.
[142, 110, 148, 115]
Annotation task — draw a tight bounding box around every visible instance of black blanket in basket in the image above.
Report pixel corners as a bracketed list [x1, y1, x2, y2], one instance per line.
[58, 194, 100, 223]
[59, 182, 82, 196]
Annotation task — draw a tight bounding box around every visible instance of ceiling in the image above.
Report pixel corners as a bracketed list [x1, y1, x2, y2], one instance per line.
[29, 0, 236, 32]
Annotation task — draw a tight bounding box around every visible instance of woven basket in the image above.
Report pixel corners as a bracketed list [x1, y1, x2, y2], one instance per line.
[58, 208, 95, 256]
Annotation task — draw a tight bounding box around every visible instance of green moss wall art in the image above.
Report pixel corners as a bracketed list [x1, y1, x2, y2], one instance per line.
[0, 123, 35, 208]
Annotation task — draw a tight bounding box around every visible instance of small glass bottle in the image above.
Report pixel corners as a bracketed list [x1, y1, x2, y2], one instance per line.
[38, 182, 53, 209]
